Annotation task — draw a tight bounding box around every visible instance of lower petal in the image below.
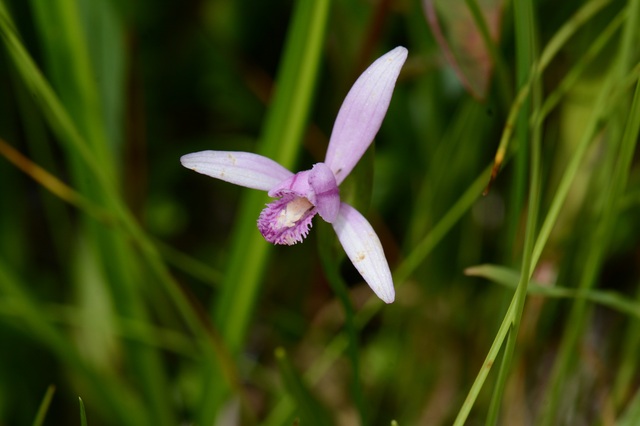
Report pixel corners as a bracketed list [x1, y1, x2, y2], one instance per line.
[258, 195, 317, 245]
[332, 202, 395, 303]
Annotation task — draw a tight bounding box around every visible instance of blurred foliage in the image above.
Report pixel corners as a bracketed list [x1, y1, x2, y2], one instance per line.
[0, 0, 639, 425]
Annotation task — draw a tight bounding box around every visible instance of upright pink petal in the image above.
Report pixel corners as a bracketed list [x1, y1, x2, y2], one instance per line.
[180, 151, 293, 191]
[324, 46, 408, 185]
[332, 202, 395, 303]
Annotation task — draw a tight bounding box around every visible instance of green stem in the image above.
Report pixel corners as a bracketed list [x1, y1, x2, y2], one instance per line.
[318, 224, 366, 424]
[203, 0, 332, 422]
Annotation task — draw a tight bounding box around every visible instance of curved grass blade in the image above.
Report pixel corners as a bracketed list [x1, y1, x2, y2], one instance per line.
[466, 264, 640, 320]
[78, 397, 87, 426]
[32, 385, 55, 426]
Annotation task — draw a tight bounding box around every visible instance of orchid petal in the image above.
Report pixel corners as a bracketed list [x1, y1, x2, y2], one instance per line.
[308, 163, 340, 223]
[325, 46, 408, 185]
[180, 151, 293, 191]
[267, 170, 312, 198]
[332, 202, 395, 303]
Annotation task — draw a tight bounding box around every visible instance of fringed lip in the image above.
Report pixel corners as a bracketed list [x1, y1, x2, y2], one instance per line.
[257, 194, 317, 245]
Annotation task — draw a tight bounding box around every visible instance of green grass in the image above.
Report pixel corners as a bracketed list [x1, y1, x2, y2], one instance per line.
[0, 0, 639, 424]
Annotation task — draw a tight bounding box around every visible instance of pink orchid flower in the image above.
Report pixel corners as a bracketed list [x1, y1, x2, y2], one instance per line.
[181, 46, 407, 303]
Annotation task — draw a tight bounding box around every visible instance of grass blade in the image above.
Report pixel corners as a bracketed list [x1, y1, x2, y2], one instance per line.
[200, 1, 332, 421]
[32, 385, 55, 426]
[78, 397, 87, 426]
[213, 0, 332, 352]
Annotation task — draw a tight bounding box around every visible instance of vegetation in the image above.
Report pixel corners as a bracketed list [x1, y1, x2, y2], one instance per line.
[0, 0, 639, 424]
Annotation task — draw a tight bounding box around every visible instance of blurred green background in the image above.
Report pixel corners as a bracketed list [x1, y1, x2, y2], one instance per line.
[1, 0, 639, 424]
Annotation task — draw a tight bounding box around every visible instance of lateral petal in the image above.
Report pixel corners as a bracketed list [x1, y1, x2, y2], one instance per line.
[180, 151, 293, 191]
[308, 163, 340, 223]
[267, 169, 313, 198]
[324, 46, 408, 185]
[332, 202, 395, 303]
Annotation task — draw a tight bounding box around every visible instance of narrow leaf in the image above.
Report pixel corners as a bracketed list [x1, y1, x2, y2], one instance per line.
[79, 397, 87, 426]
[32, 385, 55, 426]
[465, 264, 640, 320]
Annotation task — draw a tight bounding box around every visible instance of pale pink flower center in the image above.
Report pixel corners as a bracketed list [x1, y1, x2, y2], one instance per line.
[275, 197, 314, 228]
